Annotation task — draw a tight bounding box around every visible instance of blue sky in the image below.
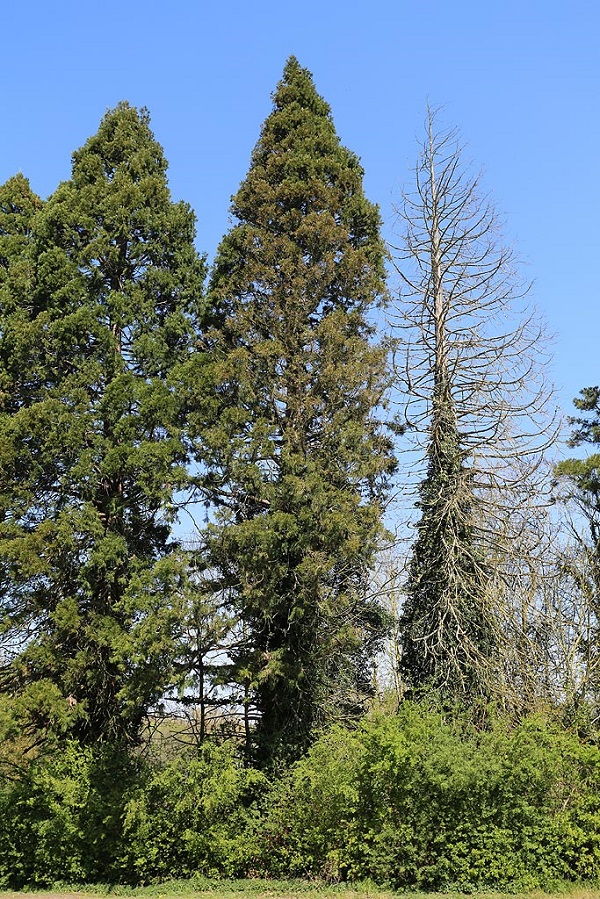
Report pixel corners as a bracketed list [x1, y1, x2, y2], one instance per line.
[1, 0, 598, 422]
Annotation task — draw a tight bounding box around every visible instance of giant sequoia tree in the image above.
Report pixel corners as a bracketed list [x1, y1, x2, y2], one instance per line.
[204, 57, 395, 762]
[0, 104, 206, 748]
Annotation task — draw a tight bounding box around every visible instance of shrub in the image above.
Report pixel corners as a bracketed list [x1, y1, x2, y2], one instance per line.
[0, 741, 135, 887]
[4, 706, 600, 890]
[256, 704, 600, 889]
[119, 742, 268, 882]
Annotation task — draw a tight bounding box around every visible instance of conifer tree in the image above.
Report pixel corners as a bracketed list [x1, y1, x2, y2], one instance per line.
[0, 105, 206, 748]
[557, 387, 600, 525]
[554, 386, 600, 703]
[204, 57, 395, 763]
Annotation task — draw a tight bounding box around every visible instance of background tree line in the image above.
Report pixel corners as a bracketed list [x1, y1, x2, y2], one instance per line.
[1, 55, 600, 889]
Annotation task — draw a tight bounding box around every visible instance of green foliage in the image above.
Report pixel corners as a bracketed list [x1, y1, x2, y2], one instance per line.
[255, 724, 363, 880]
[554, 386, 600, 707]
[120, 743, 268, 882]
[204, 56, 395, 765]
[0, 173, 42, 316]
[0, 741, 266, 887]
[0, 75, 594, 898]
[556, 386, 600, 542]
[0, 104, 206, 748]
[0, 741, 137, 887]
[255, 705, 600, 889]
[3, 708, 600, 890]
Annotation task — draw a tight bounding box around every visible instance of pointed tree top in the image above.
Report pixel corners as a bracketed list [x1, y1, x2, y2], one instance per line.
[70, 101, 167, 188]
[283, 54, 300, 69]
[273, 56, 332, 119]
[0, 174, 42, 250]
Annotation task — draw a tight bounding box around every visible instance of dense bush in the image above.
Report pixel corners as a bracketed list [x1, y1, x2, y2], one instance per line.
[0, 740, 267, 887]
[255, 705, 600, 889]
[0, 741, 136, 887]
[3, 707, 600, 889]
[119, 743, 268, 881]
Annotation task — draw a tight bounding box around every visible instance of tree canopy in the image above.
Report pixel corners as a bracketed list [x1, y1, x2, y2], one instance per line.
[0, 103, 206, 748]
[202, 56, 396, 762]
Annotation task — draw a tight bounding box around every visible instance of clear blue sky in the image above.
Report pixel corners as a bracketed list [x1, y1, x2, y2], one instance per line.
[1, 0, 598, 420]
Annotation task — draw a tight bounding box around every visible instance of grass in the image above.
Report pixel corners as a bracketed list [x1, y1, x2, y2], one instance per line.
[1, 881, 600, 899]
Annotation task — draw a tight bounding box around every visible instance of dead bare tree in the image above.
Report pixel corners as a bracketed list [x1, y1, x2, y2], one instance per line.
[390, 109, 559, 704]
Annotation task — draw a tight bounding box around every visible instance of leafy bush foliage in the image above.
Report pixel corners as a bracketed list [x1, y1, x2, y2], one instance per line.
[255, 705, 600, 889]
[0, 740, 267, 887]
[0, 741, 136, 887]
[3, 708, 600, 889]
[120, 743, 268, 881]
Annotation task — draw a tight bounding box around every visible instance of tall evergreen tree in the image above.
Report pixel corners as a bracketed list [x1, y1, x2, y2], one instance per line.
[554, 386, 600, 704]
[0, 104, 206, 748]
[557, 387, 600, 529]
[203, 57, 395, 763]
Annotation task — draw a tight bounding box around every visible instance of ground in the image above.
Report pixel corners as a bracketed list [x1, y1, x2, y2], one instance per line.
[1, 887, 600, 899]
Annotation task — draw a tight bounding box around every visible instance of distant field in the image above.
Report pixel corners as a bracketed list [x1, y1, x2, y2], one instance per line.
[2, 884, 600, 899]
